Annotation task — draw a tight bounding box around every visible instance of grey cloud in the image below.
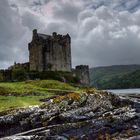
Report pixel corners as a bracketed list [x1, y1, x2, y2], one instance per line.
[52, 1, 82, 22]
[43, 21, 77, 38]
[21, 11, 44, 30]
[9, 0, 50, 14]
[1, 0, 140, 69]
[0, 0, 29, 68]
[84, 0, 140, 12]
[9, 0, 50, 7]
[72, 6, 140, 67]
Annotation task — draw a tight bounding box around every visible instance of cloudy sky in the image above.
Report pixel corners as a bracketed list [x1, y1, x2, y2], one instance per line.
[1, 0, 140, 69]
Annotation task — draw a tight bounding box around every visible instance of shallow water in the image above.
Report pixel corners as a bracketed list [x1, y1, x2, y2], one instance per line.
[105, 88, 140, 95]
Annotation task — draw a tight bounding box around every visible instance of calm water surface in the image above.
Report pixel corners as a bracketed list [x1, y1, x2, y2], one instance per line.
[105, 88, 140, 95]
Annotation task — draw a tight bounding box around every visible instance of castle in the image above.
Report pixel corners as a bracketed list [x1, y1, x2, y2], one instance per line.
[28, 29, 71, 72]
[1, 29, 90, 85]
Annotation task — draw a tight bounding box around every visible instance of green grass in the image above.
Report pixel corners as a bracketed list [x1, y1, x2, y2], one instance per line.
[0, 96, 45, 112]
[0, 80, 75, 95]
[26, 80, 75, 90]
[0, 80, 77, 112]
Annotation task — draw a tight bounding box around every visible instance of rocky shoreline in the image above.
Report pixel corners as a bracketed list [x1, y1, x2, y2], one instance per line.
[0, 90, 140, 140]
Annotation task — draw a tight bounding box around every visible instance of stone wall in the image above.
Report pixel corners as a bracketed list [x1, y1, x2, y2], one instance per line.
[28, 29, 71, 72]
[75, 65, 90, 86]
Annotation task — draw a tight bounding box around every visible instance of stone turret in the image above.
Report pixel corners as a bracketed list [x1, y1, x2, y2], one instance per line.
[52, 32, 57, 37]
[32, 29, 38, 41]
[75, 65, 90, 86]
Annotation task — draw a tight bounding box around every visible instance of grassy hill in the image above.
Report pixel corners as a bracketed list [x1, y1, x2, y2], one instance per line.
[0, 80, 78, 112]
[90, 65, 140, 89]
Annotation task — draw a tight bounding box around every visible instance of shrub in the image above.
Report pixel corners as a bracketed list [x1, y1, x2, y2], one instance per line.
[39, 71, 62, 81]
[67, 93, 81, 101]
[12, 68, 26, 81]
[28, 71, 40, 80]
[72, 76, 80, 83]
[27, 71, 81, 84]
[0, 73, 4, 81]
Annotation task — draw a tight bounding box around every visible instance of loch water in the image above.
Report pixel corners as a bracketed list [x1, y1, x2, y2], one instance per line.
[105, 88, 140, 95]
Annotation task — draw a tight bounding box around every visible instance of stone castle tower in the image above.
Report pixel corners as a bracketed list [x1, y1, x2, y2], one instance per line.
[28, 29, 72, 72]
[75, 65, 90, 86]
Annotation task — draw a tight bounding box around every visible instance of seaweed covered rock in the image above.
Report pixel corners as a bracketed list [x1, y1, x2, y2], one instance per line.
[1, 90, 140, 140]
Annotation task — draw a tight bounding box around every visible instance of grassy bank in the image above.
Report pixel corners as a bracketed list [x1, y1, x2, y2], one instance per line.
[0, 80, 75, 95]
[0, 80, 77, 112]
[0, 96, 45, 112]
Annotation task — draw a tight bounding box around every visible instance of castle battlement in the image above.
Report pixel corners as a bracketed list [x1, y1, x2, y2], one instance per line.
[29, 29, 70, 46]
[76, 65, 89, 70]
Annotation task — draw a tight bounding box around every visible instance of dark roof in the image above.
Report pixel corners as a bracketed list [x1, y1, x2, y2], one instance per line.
[38, 33, 51, 39]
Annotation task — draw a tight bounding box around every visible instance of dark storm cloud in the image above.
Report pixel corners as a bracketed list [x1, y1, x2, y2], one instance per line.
[21, 11, 44, 30]
[9, 0, 50, 7]
[51, 1, 82, 23]
[1, 0, 140, 69]
[0, 0, 30, 68]
[73, 6, 140, 66]
[85, 0, 140, 12]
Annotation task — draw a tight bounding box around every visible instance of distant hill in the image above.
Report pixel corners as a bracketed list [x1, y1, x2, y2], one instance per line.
[90, 65, 140, 89]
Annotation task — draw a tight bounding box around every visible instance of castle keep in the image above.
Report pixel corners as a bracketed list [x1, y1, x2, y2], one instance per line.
[28, 29, 71, 72]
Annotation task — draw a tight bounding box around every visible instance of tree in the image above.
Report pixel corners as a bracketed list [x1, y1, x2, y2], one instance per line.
[12, 68, 26, 81]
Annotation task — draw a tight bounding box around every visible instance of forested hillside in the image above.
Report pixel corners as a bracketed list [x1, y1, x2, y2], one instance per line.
[90, 65, 140, 89]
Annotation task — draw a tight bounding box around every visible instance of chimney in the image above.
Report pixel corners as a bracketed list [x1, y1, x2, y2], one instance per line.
[52, 32, 57, 37]
[32, 29, 38, 40]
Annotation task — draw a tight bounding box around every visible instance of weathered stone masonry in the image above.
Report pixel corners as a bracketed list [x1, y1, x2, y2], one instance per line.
[28, 29, 72, 72]
[75, 65, 90, 86]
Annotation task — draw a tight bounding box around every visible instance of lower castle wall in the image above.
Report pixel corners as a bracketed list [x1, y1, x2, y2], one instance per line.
[75, 65, 90, 86]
